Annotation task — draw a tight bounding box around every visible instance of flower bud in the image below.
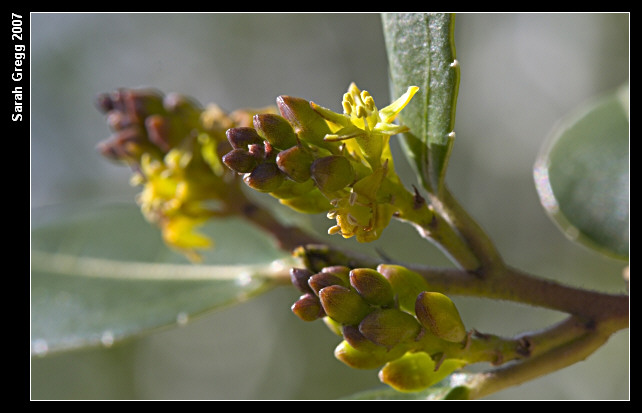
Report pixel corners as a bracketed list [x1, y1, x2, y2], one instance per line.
[291, 293, 325, 322]
[163, 92, 201, 121]
[276, 145, 314, 183]
[105, 110, 132, 130]
[226, 127, 263, 150]
[222, 148, 259, 173]
[253, 113, 298, 150]
[349, 268, 394, 307]
[122, 88, 166, 120]
[342, 325, 386, 354]
[279, 190, 332, 214]
[321, 265, 351, 285]
[318, 285, 372, 326]
[415, 291, 467, 343]
[276, 95, 335, 150]
[308, 272, 349, 296]
[377, 264, 430, 313]
[289, 267, 315, 294]
[95, 92, 115, 113]
[378, 351, 465, 393]
[145, 114, 171, 152]
[334, 340, 399, 370]
[243, 162, 285, 192]
[310, 155, 356, 193]
[97, 127, 153, 163]
[358, 308, 421, 350]
[323, 316, 344, 336]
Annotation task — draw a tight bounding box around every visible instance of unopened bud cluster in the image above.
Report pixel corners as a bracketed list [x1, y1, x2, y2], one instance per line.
[290, 263, 469, 392]
[223, 83, 419, 243]
[95, 88, 274, 260]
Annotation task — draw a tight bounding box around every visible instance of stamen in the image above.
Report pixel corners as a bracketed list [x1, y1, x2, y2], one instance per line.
[343, 92, 354, 105]
[364, 96, 375, 111]
[349, 190, 357, 206]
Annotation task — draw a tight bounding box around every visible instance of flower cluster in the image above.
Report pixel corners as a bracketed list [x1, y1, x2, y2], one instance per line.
[95, 88, 274, 261]
[290, 263, 469, 393]
[223, 83, 418, 243]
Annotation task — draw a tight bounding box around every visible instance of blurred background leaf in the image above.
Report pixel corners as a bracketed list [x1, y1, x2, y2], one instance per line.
[534, 84, 629, 261]
[31, 13, 628, 399]
[31, 202, 289, 355]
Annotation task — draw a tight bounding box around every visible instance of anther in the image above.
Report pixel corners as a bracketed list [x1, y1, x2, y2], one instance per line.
[349, 190, 358, 206]
[346, 213, 359, 226]
[364, 96, 375, 111]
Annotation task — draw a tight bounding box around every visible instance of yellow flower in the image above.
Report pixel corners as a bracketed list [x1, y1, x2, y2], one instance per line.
[326, 168, 397, 243]
[135, 150, 214, 261]
[162, 215, 212, 262]
[311, 83, 418, 170]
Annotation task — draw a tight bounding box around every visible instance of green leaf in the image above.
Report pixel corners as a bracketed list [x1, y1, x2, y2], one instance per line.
[534, 84, 629, 261]
[382, 13, 460, 194]
[31, 202, 292, 356]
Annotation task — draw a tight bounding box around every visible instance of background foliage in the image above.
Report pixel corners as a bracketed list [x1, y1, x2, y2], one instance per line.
[31, 13, 629, 399]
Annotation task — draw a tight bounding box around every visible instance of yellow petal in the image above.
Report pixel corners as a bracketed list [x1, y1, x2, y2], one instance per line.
[379, 86, 419, 123]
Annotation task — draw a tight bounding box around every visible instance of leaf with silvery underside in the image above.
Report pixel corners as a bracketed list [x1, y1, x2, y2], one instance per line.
[31, 202, 292, 356]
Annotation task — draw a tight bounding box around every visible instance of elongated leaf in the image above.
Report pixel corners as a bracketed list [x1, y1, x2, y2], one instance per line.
[382, 13, 460, 194]
[534, 84, 629, 261]
[31, 202, 293, 356]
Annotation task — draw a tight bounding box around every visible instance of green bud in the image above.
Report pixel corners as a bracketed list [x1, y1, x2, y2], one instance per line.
[222, 148, 259, 173]
[342, 324, 386, 354]
[349, 268, 395, 307]
[226, 127, 263, 150]
[334, 340, 397, 370]
[270, 179, 316, 199]
[253, 113, 298, 150]
[358, 308, 421, 350]
[323, 316, 343, 336]
[308, 272, 349, 296]
[310, 155, 356, 193]
[276, 95, 335, 151]
[415, 292, 467, 343]
[377, 264, 430, 313]
[321, 265, 352, 285]
[379, 351, 465, 393]
[291, 293, 325, 322]
[279, 191, 332, 214]
[243, 162, 285, 192]
[276, 145, 314, 182]
[318, 285, 372, 326]
[290, 267, 315, 294]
